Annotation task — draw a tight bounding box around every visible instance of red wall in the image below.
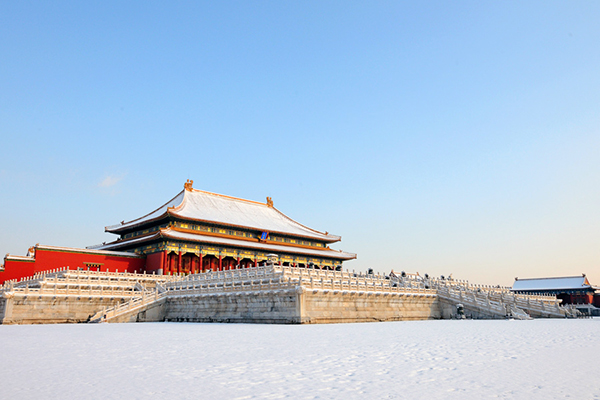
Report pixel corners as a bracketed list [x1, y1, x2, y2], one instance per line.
[0, 260, 37, 283]
[1, 247, 147, 284]
[145, 251, 164, 274]
[559, 293, 595, 305]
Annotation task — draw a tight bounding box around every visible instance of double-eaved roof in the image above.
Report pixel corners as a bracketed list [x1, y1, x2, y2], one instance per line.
[511, 275, 592, 292]
[106, 188, 340, 242]
[96, 185, 356, 261]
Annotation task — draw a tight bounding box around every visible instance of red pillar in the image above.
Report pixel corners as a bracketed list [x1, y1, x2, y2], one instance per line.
[178, 251, 182, 274]
[219, 255, 222, 271]
[199, 253, 203, 272]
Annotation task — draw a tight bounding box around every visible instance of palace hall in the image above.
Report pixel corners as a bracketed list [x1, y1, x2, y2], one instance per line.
[1, 180, 356, 282]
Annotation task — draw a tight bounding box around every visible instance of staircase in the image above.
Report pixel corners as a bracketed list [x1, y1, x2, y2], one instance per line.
[89, 283, 168, 323]
[389, 272, 580, 319]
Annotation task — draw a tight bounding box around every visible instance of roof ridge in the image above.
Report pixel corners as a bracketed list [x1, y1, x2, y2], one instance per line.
[516, 276, 586, 281]
[190, 188, 267, 207]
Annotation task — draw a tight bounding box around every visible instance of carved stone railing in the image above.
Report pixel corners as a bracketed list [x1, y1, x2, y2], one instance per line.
[2, 283, 140, 299]
[165, 265, 437, 297]
[1, 268, 184, 299]
[63, 269, 182, 283]
[166, 277, 298, 297]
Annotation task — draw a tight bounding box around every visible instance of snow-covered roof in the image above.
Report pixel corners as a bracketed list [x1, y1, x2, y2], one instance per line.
[97, 228, 356, 261]
[106, 188, 341, 242]
[4, 244, 144, 262]
[36, 244, 144, 258]
[87, 235, 154, 251]
[105, 191, 185, 233]
[511, 276, 592, 292]
[4, 255, 35, 262]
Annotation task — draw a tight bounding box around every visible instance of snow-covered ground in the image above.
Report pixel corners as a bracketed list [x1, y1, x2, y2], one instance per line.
[1, 319, 598, 399]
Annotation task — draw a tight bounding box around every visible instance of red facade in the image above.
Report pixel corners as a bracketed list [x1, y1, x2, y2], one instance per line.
[557, 292, 596, 306]
[2, 246, 285, 284]
[0, 246, 146, 284]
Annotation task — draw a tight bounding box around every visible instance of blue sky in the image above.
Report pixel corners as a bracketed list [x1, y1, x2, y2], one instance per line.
[1, 1, 599, 285]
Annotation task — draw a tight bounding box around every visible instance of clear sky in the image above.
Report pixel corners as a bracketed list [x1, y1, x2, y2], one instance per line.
[1, 2, 599, 285]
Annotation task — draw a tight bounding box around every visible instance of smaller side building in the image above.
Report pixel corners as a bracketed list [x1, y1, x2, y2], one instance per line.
[511, 275, 600, 316]
[1, 244, 145, 284]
